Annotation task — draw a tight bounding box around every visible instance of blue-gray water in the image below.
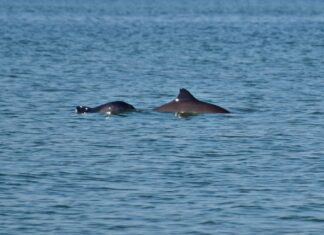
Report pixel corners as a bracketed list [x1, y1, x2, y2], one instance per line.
[1, 0, 324, 234]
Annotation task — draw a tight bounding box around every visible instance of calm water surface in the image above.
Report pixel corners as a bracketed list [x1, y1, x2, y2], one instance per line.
[1, 0, 324, 234]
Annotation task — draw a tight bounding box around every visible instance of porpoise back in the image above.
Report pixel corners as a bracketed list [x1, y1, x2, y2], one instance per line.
[154, 88, 229, 114]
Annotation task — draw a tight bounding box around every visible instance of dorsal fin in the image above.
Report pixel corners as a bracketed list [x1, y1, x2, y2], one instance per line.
[176, 88, 197, 101]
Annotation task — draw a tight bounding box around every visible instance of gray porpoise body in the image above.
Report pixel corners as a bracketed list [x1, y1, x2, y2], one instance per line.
[75, 101, 136, 114]
[154, 88, 230, 114]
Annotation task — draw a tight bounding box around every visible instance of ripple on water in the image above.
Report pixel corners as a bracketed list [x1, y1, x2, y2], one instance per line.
[1, 0, 324, 234]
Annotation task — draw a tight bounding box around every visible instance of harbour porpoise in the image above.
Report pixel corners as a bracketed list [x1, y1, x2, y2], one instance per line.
[154, 88, 229, 114]
[75, 101, 136, 115]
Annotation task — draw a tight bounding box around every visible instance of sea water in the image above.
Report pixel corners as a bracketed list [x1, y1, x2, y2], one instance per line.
[1, 0, 324, 234]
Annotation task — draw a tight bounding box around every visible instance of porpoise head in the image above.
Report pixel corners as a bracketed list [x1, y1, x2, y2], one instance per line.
[75, 106, 91, 114]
